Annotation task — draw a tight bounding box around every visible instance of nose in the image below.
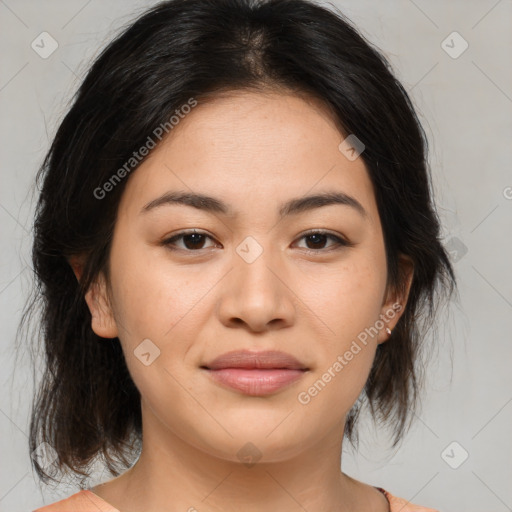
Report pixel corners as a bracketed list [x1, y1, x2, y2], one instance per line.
[216, 240, 296, 332]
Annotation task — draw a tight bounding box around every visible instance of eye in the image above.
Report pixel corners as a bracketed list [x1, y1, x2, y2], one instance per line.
[294, 230, 353, 253]
[161, 229, 353, 253]
[162, 230, 218, 251]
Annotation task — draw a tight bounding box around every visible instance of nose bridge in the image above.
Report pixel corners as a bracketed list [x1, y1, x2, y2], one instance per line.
[234, 234, 283, 300]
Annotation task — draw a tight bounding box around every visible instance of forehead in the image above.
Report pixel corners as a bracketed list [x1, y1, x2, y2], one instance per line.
[117, 90, 379, 225]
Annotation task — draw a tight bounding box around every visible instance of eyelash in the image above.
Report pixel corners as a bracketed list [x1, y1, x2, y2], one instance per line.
[161, 229, 354, 255]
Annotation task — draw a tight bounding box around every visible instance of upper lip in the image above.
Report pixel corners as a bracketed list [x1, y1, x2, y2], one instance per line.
[203, 350, 308, 370]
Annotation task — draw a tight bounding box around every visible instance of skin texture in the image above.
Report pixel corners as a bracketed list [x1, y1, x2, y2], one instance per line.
[76, 90, 413, 512]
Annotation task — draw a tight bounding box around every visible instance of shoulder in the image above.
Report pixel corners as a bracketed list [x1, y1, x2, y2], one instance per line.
[33, 489, 120, 512]
[377, 487, 440, 512]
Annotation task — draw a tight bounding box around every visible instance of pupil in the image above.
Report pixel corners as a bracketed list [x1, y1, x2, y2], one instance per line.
[185, 233, 204, 249]
[308, 234, 325, 249]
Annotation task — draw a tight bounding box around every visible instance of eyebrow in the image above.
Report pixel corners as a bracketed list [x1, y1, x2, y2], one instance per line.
[141, 190, 368, 220]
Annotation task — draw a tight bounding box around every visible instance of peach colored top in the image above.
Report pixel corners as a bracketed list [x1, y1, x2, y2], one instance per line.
[33, 488, 440, 511]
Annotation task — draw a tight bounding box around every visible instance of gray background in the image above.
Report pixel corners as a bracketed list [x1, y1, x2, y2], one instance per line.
[1, 1, 511, 511]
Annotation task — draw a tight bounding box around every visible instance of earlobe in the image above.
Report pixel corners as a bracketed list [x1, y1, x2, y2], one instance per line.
[84, 273, 119, 339]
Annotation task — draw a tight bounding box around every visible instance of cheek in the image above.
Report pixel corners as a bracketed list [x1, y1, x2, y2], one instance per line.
[107, 242, 221, 396]
[292, 259, 385, 405]
[108, 239, 206, 340]
[297, 257, 386, 338]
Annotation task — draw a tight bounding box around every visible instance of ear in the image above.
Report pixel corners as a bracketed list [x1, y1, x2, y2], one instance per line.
[377, 254, 414, 345]
[69, 255, 84, 281]
[68, 256, 118, 339]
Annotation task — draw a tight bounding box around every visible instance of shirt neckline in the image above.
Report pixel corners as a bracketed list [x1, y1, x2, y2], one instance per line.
[83, 489, 120, 511]
[84, 486, 392, 511]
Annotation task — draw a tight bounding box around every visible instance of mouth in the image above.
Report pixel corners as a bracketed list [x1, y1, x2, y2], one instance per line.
[200, 350, 309, 396]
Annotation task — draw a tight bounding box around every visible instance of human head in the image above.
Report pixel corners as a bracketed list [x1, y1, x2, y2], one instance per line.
[25, 0, 456, 483]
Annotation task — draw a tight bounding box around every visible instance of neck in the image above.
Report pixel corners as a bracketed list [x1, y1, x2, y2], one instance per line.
[92, 401, 385, 512]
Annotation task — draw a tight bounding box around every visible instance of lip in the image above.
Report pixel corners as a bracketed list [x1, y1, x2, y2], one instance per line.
[204, 349, 308, 371]
[201, 350, 309, 396]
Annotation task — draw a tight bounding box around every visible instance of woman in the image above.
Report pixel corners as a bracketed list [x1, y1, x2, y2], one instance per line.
[26, 0, 456, 510]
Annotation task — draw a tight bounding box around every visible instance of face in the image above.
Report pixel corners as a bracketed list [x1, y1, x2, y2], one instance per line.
[84, 90, 413, 463]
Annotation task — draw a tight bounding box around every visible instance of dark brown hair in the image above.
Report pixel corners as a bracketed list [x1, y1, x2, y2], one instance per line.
[21, 0, 457, 485]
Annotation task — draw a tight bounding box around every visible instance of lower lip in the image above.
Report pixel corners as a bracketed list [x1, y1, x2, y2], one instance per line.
[205, 368, 306, 396]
